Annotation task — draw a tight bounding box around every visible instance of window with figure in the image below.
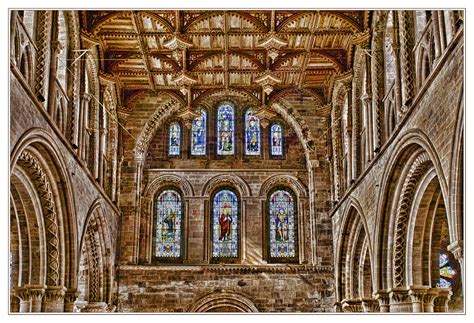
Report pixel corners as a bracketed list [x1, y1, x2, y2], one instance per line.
[217, 104, 235, 155]
[212, 189, 239, 259]
[270, 124, 283, 156]
[438, 249, 460, 291]
[245, 109, 260, 155]
[268, 188, 298, 261]
[154, 189, 183, 259]
[191, 109, 207, 156]
[169, 122, 181, 156]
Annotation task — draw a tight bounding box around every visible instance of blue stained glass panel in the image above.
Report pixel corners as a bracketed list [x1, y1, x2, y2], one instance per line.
[271, 124, 283, 156]
[245, 109, 260, 155]
[269, 190, 296, 258]
[212, 190, 239, 257]
[169, 123, 181, 156]
[191, 109, 207, 155]
[217, 104, 234, 155]
[155, 190, 182, 258]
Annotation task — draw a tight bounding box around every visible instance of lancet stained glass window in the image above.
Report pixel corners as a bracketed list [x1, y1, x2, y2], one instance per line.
[191, 109, 207, 155]
[271, 124, 283, 156]
[217, 104, 234, 155]
[169, 123, 181, 156]
[155, 189, 182, 258]
[269, 189, 296, 258]
[212, 189, 239, 258]
[245, 109, 260, 155]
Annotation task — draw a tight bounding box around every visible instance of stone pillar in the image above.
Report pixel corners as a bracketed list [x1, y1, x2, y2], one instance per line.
[47, 40, 61, 116]
[362, 298, 380, 312]
[437, 11, 447, 52]
[408, 285, 430, 312]
[431, 12, 442, 61]
[433, 288, 452, 312]
[16, 288, 32, 313]
[43, 286, 66, 312]
[398, 10, 416, 110]
[341, 299, 363, 312]
[64, 289, 79, 312]
[81, 301, 108, 312]
[374, 290, 391, 312]
[389, 287, 412, 312]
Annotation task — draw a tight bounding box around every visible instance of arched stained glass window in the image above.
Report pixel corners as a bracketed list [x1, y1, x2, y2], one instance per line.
[212, 189, 239, 258]
[169, 123, 181, 156]
[245, 109, 260, 155]
[270, 124, 283, 156]
[269, 189, 296, 259]
[217, 104, 234, 155]
[191, 109, 207, 155]
[155, 189, 183, 258]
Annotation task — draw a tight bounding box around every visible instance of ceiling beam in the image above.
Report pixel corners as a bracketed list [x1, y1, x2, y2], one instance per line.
[131, 11, 156, 91]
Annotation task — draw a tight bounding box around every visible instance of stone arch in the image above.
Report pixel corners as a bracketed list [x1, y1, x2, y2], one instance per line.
[134, 97, 183, 160]
[202, 174, 252, 197]
[373, 130, 452, 308]
[259, 174, 307, 198]
[10, 128, 77, 312]
[76, 199, 113, 312]
[188, 291, 258, 312]
[335, 198, 376, 312]
[144, 174, 194, 198]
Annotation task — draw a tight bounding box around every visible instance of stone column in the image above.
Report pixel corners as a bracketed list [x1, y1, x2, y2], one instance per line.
[64, 289, 78, 312]
[47, 40, 61, 116]
[374, 290, 391, 312]
[43, 286, 66, 312]
[362, 298, 380, 312]
[408, 285, 430, 312]
[16, 288, 32, 313]
[431, 12, 442, 61]
[398, 10, 416, 110]
[389, 287, 412, 312]
[433, 288, 452, 312]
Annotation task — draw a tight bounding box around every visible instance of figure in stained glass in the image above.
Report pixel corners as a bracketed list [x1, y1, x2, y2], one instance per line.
[155, 189, 182, 258]
[217, 104, 234, 155]
[169, 123, 181, 156]
[191, 109, 206, 155]
[213, 189, 238, 257]
[245, 110, 260, 155]
[271, 124, 283, 156]
[269, 189, 296, 258]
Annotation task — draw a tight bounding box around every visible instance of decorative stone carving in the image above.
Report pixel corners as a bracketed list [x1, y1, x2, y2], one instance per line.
[373, 290, 391, 312]
[254, 70, 282, 95]
[361, 298, 380, 312]
[43, 286, 67, 312]
[389, 287, 412, 312]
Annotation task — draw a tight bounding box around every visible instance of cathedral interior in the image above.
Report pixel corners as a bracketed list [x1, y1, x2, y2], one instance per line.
[9, 9, 464, 313]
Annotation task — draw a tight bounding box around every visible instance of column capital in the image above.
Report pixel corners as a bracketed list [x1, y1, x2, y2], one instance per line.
[361, 298, 380, 312]
[44, 286, 67, 302]
[373, 289, 391, 312]
[408, 285, 431, 302]
[447, 240, 463, 262]
[341, 298, 363, 312]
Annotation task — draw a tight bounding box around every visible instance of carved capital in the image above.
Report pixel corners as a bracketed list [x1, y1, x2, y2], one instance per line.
[373, 290, 391, 312]
[361, 298, 380, 312]
[44, 286, 67, 303]
[447, 240, 463, 263]
[341, 298, 363, 312]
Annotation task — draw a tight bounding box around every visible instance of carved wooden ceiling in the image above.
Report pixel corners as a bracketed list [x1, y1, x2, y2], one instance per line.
[80, 10, 369, 105]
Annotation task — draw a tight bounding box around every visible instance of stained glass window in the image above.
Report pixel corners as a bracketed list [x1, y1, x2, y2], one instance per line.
[269, 189, 296, 258]
[155, 189, 182, 258]
[169, 123, 181, 156]
[245, 109, 260, 155]
[191, 109, 207, 155]
[212, 189, 239, 258]
[217, 104, 234, 155]
[439, 252, 457, 288]
[270, 124, 283, 156]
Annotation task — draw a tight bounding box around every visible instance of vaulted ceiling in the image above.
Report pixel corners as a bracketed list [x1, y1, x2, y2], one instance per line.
[80, 10, 369, 106]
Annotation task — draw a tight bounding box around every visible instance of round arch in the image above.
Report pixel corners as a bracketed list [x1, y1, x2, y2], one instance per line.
[188, 292, 258, 312]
